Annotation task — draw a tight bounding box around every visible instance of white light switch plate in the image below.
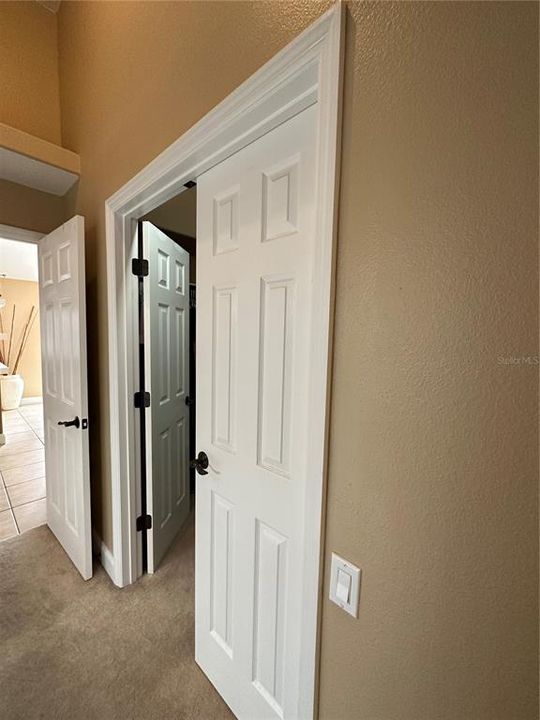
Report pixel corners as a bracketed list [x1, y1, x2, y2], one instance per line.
[329, 553, 361, 617]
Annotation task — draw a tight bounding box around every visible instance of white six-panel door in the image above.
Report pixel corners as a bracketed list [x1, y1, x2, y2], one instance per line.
[38, 216, 92, 580]
[195, 105, 317, 719]
[143, 222, 191, 572]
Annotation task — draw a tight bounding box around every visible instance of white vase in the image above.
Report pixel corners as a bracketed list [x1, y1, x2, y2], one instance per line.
[1, 375, 24, 410]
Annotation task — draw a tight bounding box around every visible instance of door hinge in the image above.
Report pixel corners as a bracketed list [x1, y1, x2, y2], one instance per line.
[131, 258, 149, 277]
[81, 418, 88, 430]
[136, 514, 152, 531]
[134, 391, 150, 408]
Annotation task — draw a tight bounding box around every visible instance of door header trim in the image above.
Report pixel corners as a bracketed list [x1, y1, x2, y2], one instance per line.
[0, 224, 44, 245]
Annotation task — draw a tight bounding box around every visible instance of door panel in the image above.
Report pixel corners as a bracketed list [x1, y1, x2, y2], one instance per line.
[196, 105, 317, 719]
[143, 222, 191, 572]
[38, 216, 92, 581]
[212, 285, 237, 452]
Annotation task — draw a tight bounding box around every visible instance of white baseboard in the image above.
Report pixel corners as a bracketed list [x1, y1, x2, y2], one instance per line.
[20, 396, 43, 406]
[92, 529, 117, 585]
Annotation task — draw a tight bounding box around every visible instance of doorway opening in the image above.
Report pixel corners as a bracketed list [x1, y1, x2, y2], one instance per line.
[137, 184, 197, 574]
[0, 218, 92, 580]
[0, 234, 46, 542]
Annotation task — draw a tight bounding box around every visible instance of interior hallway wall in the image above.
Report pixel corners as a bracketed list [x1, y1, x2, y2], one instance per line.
[318, 3, 538, 719]
[0, 180, 67, 235]
[0, 0, 62, 144]
[56, 2, 538, 719]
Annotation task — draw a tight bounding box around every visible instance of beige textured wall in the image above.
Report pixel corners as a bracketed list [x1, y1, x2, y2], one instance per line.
[0, 1, 62, 144]
[0, 179, 67, 234]
[0, 279, 42, 398]
[319, 3, 538, 719]
[54, 2, 538, 719]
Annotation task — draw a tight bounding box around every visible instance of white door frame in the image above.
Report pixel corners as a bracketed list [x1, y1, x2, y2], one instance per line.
[105, 2, 343, 711]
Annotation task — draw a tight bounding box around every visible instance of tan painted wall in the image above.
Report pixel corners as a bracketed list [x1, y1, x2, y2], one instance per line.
[54, 2, 538, 719]
[0, 279, 42, 398]
[318, 3, 538, 719]
[0, 1, 62, 144]
[0, 179, 67, 235]
[144, 188, 197, 239]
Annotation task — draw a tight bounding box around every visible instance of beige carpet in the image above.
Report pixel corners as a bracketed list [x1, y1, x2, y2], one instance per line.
[0, 515, 234, 720]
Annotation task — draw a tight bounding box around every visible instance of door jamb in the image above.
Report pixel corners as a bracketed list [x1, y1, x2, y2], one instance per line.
[105, 4, 344, 716]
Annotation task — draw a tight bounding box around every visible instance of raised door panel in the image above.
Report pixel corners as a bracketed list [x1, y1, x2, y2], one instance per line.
[42, 302, 57, 398]
[213, 187, 240, 255]
[252, 521, 288, 717]
[174, 418, 187, 506]
[157, 248, 170, 288]
[57, 242, 72, 282]
[261, 156, 300, 243]
[63, 429, 79, 533]
[174, 307, 185, 398]
[257, 276, 295, 477]
[46, 419, 61, 513]
[212, 285, 238, 454]
[157, 303, 171, 405]
[41, 250, 54, 288]
[210, 491, 235, 657]
[158, 427, 173, 529]
[59, 299, 75, 405]
[175, 259, 186, 294]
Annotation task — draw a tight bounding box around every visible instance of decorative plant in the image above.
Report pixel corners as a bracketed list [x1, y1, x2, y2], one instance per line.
[0, 304, 39, 375]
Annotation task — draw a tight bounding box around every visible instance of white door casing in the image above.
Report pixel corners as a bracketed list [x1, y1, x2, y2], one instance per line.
[196, 105, 319, 719]
[38, 216, 92, 580]
[143, 222, 191, 572]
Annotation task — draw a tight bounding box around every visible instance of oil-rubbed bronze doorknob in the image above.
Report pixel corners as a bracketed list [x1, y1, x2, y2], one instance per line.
[58, 416, 80, 429]
[190, 451, 209, 476]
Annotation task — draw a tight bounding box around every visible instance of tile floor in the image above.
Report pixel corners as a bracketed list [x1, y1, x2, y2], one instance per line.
[0, 401, 45, 542]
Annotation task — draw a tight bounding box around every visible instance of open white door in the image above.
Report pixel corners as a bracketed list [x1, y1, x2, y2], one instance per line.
[38, 216, 92, 581]
[143, 222, 191, 572]
[196, 105, 319, 719]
